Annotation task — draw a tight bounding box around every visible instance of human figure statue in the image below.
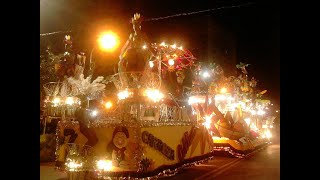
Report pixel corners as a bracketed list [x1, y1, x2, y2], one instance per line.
[118, 13, 157, 74]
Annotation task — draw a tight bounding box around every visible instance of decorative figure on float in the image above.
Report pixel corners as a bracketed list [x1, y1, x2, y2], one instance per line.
[106, 126, 131, 167]
[118, 13, 157, 73]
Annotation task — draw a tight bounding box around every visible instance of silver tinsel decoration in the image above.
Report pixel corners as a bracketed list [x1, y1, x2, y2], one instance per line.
[213, 142, 269, 158]
[66, 155, 215, 180]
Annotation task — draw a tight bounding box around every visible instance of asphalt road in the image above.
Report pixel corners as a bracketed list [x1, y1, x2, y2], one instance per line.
[162, 142, 280, 180]
[40, 141, 280, 180]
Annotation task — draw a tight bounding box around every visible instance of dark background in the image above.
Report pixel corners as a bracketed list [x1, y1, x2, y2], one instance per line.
[40, 0, 280, 107]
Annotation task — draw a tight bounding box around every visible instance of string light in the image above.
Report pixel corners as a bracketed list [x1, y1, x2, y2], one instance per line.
[168, 59, 175, 66]
[40, 30, 72, 37]
[142, 44, 147, 49]
[144, 2, 255, 22]
[149, 61, 154, 68]
[40, 3, 255, 37]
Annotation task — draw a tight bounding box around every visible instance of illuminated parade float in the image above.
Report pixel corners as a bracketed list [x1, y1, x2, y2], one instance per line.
[187, 60, 274, 158]
[40, 13, 274, 179]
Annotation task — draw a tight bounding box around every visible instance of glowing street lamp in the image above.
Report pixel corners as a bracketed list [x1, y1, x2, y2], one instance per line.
[88, 31, 120, 76]
[98, 31, 119, 52]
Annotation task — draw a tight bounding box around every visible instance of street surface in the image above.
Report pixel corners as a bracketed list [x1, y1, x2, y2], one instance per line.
[40, 139, 280, 180]
[163, 132, 280, 180]
[162, 143, 280, 180]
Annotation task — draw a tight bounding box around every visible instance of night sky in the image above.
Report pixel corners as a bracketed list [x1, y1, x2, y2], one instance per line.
[40, 0, 280, 105]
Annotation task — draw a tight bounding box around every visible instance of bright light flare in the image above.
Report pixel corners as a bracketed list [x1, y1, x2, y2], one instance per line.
[145, 89, 164, 102]
[142, 44, 147, 49]
[91, 110, 98, 117]
[244, 118, 251, 125]
[212, 136, 230, 140]
[96, 159, 113, 171]
[178, 46, 183, 50]
[203, 115, 212, 129]
[98, 31, 119, 51]
[215, 94, 226, 101]
[53, 97, 61, 105]
[238, 101, 246, 109]
[250, 110, 257, 115]
[118, 90, 130, 100]
[160, 42, 166, 46]
[202, 71, 210, 78]
[168, 59, 175, 66]
[105, 101, 113, 109]
[149, 61, 154, 68]
[66, 160, 83, 171]
[257, 110, 265, 115]
[171, 44, 177, 49]
[220, 87, 227, 94]
[65, 97, 74, 105]
[188, 96, 206, 105]
[265, 129, 272, 139]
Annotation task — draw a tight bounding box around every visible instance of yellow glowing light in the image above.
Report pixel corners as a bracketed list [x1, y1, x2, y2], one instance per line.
[118, 90, 130, 100]
[168, 59, 175, 66]
[212, 136, 220, 140]
[171, 44, 177, 49]
[97, 160, 113, 171]
[145, 89, 164, 102]
[265, 129, 272, 139]
[203, 115, 212, 129]
[98, 31, 119, 51]
[66, 160, 83, 171]
[160, 42, 166, 46]
[105, 101, 113, 109]
[53, 97, 61, 104]
[178, 46, 183, 50]
[149, 61, 154, 68]
[212, 136, 229, 140]
[276, 110, 279, 113]
[65, 97, 74, 105]
[220, 87, 227, 94]
[188, 96, 206, 105]
[142, 44, 147, 49]
[262, 124, 268, 128]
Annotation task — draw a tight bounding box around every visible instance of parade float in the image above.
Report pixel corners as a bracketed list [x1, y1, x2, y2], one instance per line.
[186, 61, 274, 158]
[40, 13, 274, 179]
[41, 13, 215, 179]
